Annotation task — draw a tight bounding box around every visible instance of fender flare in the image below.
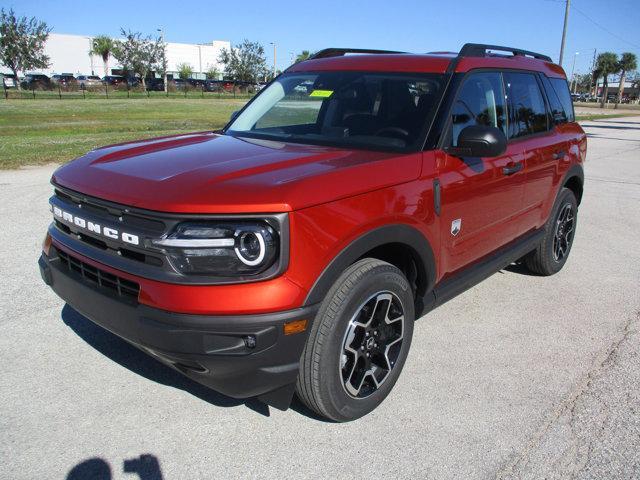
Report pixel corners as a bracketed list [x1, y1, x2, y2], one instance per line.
[303, 224, 437, 306]
[560, 163, 585, 203]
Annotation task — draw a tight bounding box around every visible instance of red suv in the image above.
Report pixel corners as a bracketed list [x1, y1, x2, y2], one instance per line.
[39, 44, 586, 422]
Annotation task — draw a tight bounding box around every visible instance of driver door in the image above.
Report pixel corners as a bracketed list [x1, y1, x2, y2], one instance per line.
[438, 71, 526, 276]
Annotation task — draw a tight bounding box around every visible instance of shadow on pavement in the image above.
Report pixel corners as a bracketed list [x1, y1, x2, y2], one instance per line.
[502, 262, 543, 277]
[61, 304, 270, 417]
[581, 124, 640, 130]
[67, 454, 164, 480]
[590, 120, 639, 125]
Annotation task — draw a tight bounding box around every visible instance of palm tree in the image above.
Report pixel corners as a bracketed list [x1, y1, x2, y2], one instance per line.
[90, 35, 114, 77]
[595, 52, 619, 108]
[295, 50, 311, 63]
[614, 52, 637, 109]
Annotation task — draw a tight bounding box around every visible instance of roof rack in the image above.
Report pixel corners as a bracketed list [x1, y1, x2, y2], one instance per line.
[458, 43, 553, 62]
[308, 48, 406, 60]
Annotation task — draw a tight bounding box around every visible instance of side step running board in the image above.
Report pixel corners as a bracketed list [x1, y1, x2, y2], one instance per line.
[422, 229, 545, 314]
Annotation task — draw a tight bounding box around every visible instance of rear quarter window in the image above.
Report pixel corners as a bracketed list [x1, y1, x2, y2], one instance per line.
[548, 78, 575, 122]
[504, 72, 549, 139]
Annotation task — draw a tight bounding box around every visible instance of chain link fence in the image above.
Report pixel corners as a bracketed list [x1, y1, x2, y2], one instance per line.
[2, 81, 257, 100]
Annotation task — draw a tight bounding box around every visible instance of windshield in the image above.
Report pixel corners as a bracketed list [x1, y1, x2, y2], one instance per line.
[226, 71, 444, 151]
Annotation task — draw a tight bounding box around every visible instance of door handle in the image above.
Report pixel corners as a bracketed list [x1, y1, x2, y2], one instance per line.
[502, 162, 523, 176]
[553, 150, 566, 160]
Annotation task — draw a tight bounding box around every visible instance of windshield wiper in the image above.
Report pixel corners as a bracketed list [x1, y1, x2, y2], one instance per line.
[230, 130, 293, 140]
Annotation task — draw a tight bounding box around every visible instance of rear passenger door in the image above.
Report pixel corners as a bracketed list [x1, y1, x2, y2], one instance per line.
[503, 72, 563, 233]
[438, 71, 526, 275]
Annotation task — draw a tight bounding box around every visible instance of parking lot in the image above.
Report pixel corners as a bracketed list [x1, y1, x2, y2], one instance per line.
[1, 117, 639, 479]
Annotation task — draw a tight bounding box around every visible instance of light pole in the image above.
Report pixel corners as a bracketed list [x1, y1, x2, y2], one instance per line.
[157, 28, 167, 93]
[570, 52, 579, 93]
[270, 42, 277, 80]
[558, 0, 571, 66]
[87, 37, 94, 76]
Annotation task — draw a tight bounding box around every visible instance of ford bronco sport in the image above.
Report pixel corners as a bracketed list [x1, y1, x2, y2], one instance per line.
[39, 44, 586, 422]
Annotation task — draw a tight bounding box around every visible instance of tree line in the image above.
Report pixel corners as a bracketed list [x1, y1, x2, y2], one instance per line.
[0, 9, 314, 90]
[592, 52, 638, 108]
[3, 8, 637, 104]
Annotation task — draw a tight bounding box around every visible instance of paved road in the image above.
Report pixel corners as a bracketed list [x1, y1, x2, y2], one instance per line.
[1, 118, 639, 480]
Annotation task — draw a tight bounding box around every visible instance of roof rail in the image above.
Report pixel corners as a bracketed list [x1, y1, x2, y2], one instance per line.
[308, 48, 406, 60]
[458, 43, 553, 62]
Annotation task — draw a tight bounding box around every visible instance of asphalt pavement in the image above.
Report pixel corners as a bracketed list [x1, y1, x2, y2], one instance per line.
[1, 117, 639, 479]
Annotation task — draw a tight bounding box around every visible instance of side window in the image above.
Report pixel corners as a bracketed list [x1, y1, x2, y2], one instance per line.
[549, 78, 575, 122]
[450, 72, 506, 146]
[504, 72, 549, 138]
[541, 75, 567, 125]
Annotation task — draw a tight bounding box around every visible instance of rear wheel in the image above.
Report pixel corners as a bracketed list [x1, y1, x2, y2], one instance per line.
[525, 187, 578, 275]
[296, 258, 414, 422]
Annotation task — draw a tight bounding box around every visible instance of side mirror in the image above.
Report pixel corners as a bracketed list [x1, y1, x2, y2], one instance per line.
[446, 125, 507, 157]
[229, 110, 240, 122]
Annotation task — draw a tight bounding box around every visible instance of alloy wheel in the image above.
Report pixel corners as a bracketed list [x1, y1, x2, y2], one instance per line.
[339, 291, 405, 399]
[553, 203, 575, 262]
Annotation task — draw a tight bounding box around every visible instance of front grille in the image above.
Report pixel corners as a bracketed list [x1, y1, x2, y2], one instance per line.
[54, 188, 166, 233]
[52, 188, 165, 268]
[56, 248, 140, 301]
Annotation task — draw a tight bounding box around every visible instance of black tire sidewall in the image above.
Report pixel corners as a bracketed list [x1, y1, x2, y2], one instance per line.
[543, 188, 578, 273]
[316, 262, 414, 421]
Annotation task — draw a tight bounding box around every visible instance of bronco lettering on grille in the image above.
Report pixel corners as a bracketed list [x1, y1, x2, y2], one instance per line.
[51, 204, 140, 246]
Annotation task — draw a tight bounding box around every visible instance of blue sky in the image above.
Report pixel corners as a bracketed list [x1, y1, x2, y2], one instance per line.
[2, 0, 639, 76]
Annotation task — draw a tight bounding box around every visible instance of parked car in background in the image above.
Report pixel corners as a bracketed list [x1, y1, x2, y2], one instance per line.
[124, 75, 141, 88]
[102, 75, 125, 86]
[172, 78, 189, 89]
[146, 77, 165, 91]
[77, 75, 102, 88]
[51, 74, 77, 87]
[1, 73, 17, 88]
[21, 74, 52, 90]
[188, 78, 206, 88]
[204, 79, 223, 92]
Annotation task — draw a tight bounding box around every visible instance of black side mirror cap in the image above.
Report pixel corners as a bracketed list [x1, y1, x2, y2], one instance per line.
[445, 125, 507, 158]
[230, 110, 240, 122]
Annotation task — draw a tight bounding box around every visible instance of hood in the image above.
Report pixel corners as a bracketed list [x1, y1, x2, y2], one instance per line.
[52, 133, 421, 213]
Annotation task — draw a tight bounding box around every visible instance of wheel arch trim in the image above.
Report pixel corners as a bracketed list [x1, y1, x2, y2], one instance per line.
[561, 163, 584, 204]
[303, 224, 437, 307]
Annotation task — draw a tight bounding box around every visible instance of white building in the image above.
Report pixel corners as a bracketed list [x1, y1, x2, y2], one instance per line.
[33, 32, 230, 78]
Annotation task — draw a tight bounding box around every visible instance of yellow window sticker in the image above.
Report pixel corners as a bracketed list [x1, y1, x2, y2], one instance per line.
[309, 89, 333, 98]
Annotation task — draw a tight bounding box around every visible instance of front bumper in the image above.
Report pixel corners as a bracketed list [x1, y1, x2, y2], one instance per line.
[39, 248, 318, 408]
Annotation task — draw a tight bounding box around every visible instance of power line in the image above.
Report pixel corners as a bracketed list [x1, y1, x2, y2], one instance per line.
[571, 4, 640, 50]
[542, 0, 640, 51]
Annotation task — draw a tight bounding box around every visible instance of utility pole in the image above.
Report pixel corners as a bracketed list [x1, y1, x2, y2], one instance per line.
[590, 48, 597, 96]
[158, 28, 168, 93]
[559, 0, 571, 66]
[570, 52, 579, 92]
[270, 42, 277, 80]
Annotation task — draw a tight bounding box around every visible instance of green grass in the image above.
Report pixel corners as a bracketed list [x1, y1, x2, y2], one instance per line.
[575, 112, 638, 121]
[0, 98, 248, 169]
[1, 97, 637, 169]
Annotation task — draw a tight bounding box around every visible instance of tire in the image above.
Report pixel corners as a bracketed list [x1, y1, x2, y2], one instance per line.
[296, 258, 415, 422]
[525, 187, 578, 276]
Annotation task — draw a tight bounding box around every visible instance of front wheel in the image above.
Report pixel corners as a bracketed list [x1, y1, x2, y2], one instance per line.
[296, 258, 415, 422]
[525, 187, 578, 275]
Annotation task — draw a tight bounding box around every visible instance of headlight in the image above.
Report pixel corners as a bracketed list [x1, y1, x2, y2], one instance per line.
[152, 221, 279, 276]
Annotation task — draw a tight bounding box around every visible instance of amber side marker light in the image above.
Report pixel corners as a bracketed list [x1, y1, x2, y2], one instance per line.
[42, 233, 52, 256]
[284, 319, 308, 335]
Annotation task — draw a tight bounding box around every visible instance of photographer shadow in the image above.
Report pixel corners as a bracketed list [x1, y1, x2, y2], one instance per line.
[67, 454, 163, 480]
[61, 305, 270, 416]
